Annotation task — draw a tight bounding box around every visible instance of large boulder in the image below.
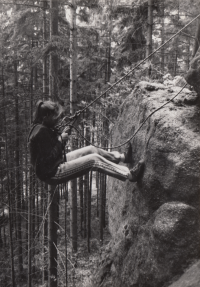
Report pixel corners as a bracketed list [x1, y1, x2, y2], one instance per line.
[99, 81, 200, 287]
[167, 260, 200, 287]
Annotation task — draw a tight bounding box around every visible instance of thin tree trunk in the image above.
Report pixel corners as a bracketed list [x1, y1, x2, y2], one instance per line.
[43, 185, 48, 284]
[69, 145, 78, 252]
[96, 172, 99, 218]
[48, 1, 59, 286]
[42, 2, 49, 283]
[83, 120, 88, 239]
[79, 176, 83, 236]
[28, 168, 32, 287]
[174, 1, 179, 76]
[28, 67, 34, 287]
[48, 189, 58, 287]
[103, 118, 108, 228]
[79, 116, 84, 236]
[87, 171, 92, 253]
[160, 0, 165, 73]
[99, 173, 104, 244]
[0, 161, 3, 248]
[146, 0, 153, 76]
[83, 173, 87, 239]
[49, 0, 59, 101]
[103, 174, 107, 228]
[105, 48, 108, 84]
[69, 0, 78, 253]
[24, 100, 29, 257]
[14, 60, 23, 273]
[32, 176, 36, 276]
[2, 67, 15, 287]
[187, 38, 191, 70]
[64, 181, 68, 286]
[107, 3, 112, 83]
[43, 0, 48, 100]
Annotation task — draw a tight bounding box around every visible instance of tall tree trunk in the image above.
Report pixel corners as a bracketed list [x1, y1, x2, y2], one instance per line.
[48, 0, 59, 286]
[2, 67, 15, 287]
[102, 118, 108, 228]
[173, 1, 179, 76]
[0, 148, 3, 248]
[99, 111, 104, 244]
[48, 189, 58, 287]
[42, 2, 49, 283]
[24, 100, 29, 258]
[65, 182, 68, 286]
[43, 0, 48, 100]
[105, 48, 108, 84]
[160, 0, 165, 73]
[96, 172, 99, 218]
[69, 143, 78, 252]
[28, 168, 32, 287]
[99, 173, 104, 244]
[83, 123, 90, 240]
[42, 185, 48, 284]
[79, 119, 84, 237]
[49, 0, 59, 102]
[14, 60, 23, 274]
[28, 67, 34, 287]
[146, 0, 153, 76]
[107, 1, 112, 82]
[83, 173, 87, 239]
[87, 171, 92, 252]
[187, 38, 191, 70]
[69, 0, 78, 253]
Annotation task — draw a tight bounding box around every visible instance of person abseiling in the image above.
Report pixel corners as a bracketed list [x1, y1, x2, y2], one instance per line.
[28, 100, 144, 185]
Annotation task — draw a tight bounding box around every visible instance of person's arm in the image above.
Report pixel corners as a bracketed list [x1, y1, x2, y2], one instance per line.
[58, 132, 69, 143]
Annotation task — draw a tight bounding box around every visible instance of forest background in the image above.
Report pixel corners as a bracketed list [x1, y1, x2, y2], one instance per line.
[0, 0, 200, 286]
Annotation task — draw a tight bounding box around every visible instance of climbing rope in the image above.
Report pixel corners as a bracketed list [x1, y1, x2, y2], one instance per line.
[76, 12, 200, 115]
[59, 12, 200, 149]
[64, 83, 187, 149]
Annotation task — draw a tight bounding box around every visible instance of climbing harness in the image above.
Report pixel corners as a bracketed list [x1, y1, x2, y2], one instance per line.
[58, 12, 200, 149]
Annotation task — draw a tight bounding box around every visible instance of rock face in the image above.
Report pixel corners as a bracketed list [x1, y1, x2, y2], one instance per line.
[167, 260, 200, 287]
[100, 81, 200, 287]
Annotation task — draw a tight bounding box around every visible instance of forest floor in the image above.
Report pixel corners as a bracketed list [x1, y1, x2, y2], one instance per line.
[0, 181, 112, 287]
[56, 193, 112, 287]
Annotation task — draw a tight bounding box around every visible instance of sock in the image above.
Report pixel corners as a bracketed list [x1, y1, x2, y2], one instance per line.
[120, 153, 125, 162]
[127, 172, 133, 181]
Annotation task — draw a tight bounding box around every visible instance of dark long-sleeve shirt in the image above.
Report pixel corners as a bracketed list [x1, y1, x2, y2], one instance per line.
[28, 124, 64, 181]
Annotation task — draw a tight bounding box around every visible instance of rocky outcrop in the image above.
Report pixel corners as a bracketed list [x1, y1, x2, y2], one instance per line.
[96, 81, 200, 287]
[167, 260, 200, 287]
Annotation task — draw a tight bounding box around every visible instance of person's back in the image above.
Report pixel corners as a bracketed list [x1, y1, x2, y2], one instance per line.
[28, 100, 64, 181]
[28, 123, 64, 181]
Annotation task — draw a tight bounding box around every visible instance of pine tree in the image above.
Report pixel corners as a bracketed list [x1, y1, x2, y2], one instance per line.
[48, 1, 59, 286]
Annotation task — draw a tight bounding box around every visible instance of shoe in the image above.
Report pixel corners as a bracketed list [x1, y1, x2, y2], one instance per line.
[129, 160, 145, 182]
[124, 142, 132, 163]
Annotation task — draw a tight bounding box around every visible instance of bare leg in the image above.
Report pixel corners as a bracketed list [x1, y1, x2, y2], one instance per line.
[66, 145, 123, 164]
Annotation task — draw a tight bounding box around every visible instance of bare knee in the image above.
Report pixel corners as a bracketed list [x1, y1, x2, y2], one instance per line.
[88, 145, 98, 154]
[87, 153, 102, 161]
